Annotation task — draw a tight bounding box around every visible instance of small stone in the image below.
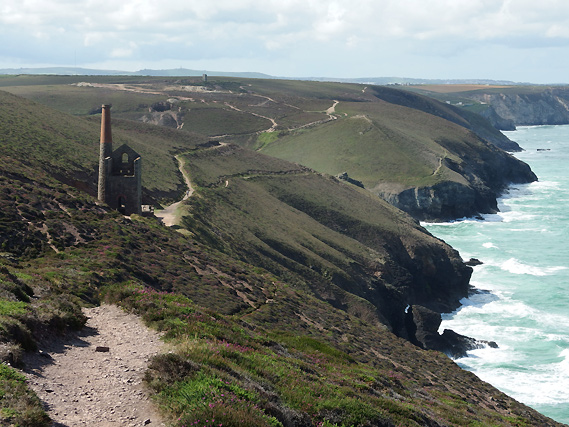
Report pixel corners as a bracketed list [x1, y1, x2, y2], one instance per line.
[39, 350, 53, 359]
[95, 346, 110, 352]
[144, 419, 151, 425]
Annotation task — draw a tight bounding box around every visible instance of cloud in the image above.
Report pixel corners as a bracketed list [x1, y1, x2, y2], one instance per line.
[2, 0, 569, 81]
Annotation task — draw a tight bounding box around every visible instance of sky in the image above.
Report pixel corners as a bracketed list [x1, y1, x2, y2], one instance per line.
[2, 0, 569, 83]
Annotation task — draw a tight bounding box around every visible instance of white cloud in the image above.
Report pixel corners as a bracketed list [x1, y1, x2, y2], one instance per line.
[2, 0, 569, 81]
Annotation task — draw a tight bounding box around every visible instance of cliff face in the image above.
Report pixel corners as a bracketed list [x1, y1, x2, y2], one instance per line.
[181, 144, 473, 340]
[471, 87, 569, 128]
[376, 139, 537, 221]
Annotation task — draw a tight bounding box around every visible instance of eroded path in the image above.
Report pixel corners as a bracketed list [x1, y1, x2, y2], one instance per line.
[24, 305, 166, 427]
[154, 155, 194, 227]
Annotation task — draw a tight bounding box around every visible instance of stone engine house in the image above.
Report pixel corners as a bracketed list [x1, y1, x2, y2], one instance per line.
[97, 105, 142, 215]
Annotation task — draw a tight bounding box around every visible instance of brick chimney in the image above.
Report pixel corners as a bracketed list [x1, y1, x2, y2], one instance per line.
[98, 104, 113, 202]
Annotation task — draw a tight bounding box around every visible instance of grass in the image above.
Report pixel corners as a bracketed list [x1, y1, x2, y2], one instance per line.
[0, 74, 525, 215]
[100, 283, 553, 427]
[0, 363, 50, 426]
[260, 97, 503, 191]
[255, 131, 280, 150]
[0, 80, 556, 426]
[179, 144, 471, 327]
[0, 300, 28, 317]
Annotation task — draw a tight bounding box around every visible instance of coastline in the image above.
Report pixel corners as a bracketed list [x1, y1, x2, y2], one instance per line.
[424, 125, 569, 424]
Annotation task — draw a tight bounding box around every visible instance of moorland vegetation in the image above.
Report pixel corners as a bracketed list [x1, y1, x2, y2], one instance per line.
[0, 77, 558, 426]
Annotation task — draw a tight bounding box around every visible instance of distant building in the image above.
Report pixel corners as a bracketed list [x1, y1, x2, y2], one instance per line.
[97, 105, 142, 215]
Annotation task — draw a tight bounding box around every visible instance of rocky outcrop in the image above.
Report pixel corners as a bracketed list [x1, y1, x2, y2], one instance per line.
[380, 181, 494, 221]
[479, 106, 516, 131]
[406, 305, 498, 358]
[471, 87, 569, 128]
[336, 172, 364, 188]
[377, 139, 537, 221]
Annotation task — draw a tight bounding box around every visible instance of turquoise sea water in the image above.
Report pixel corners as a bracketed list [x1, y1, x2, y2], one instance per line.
[423, 125, 569, 424]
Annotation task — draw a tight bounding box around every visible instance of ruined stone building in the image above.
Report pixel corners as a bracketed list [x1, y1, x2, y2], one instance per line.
[97, 105, 142, 215]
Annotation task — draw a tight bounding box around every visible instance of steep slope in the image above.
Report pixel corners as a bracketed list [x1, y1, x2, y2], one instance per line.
[468, 86, 569, 127]
[403, 84, 569, 129]
[1, 76, 536, 220]
[0, 90, 563, 426]
[180, 143, 472, 333]
[0, 89, 209, 203]
[262, 94, 535, 221]
[367, 86, 521, 152]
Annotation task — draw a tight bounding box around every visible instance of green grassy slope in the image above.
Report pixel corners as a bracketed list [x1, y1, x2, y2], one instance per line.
[0, 90, 561, 426]
[0, 90, 209, 202]
[261, 96, 535, 220]
[261, 101, 459, 188]
[0, 75, 532, 220]
[181, 144, 472, 328]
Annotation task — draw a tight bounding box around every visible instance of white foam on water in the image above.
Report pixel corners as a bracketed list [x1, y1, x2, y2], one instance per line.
[498, 211, 538, 223]
[453, 333, 569, 407]
[529, 180, 561, 191]
[420, 216, 484, 227]
[427, 125, 569, 423]
[558, 349, 569, 375]
[485, 368, 569, 406]
[499, 258, 567, 276]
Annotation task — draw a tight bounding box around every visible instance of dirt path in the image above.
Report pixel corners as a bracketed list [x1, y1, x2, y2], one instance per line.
[326, 100, 339, 115]
[155, 155, 194, 227]
[223, 101, 278, 132]
[23, 305, 167, 427]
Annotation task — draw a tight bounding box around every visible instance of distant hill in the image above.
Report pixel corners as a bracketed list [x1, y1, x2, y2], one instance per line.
[301, 76, 526, 86]
[0, 66, 273, 79]
[0, 67, 533, 86]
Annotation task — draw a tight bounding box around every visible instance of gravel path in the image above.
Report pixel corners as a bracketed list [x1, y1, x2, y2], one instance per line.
[155, 155, 194, 227]
[23, 305, 167, 427]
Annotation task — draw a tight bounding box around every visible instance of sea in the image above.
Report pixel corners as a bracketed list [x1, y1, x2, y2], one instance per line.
[423, 125, 569, 425]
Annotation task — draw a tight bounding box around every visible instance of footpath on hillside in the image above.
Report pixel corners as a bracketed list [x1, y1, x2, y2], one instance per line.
[23, 305, 166, 427]
[154, 154, 194, 227]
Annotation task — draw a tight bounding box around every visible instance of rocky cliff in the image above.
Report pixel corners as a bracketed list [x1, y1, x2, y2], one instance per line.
[376, 142, 537, 221]
[471, 87, 569, 128]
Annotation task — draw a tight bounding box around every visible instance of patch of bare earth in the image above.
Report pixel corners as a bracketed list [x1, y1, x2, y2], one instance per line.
[23, 305, 167, 427]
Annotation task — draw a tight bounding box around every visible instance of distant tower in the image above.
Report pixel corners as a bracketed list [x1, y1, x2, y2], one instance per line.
[202, 73, 208, 83]
[97, 104, 142, 215]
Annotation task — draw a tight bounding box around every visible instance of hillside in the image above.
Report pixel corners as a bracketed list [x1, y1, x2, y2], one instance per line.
[403, 84, 569, 129]
[260, 86, 535, 220]
[0, 75, 535, 220]
[0, 90, 562, 426]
